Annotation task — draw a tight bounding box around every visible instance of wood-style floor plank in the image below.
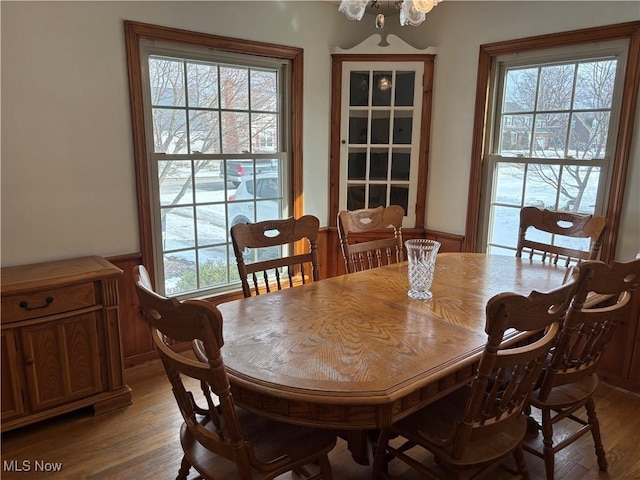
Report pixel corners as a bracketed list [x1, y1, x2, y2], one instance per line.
[2, 359, 639, 479]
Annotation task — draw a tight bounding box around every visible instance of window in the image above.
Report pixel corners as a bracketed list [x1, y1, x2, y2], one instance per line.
[485, 49, 625, 255]
[125, 21, 303, 297]
[465, 22, 640, 261]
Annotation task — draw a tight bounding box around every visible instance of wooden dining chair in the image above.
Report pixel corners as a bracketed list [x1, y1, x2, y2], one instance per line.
[337, 205, 404, 273]
[524, 258, 640, 480]
[231, 215, 320, 297]
[516, 206, 607, 267]
[133, 265, 336, 480]
[371, 276, 579, 480]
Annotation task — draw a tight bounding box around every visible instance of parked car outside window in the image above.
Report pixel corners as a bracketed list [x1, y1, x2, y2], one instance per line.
[227, 172, 281, 228]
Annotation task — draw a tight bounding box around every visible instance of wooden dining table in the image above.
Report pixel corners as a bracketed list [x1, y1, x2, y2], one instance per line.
[218, 252, 568, 462]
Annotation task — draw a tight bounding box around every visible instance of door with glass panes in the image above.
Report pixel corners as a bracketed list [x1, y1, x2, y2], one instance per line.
[339, 61, 426, 228]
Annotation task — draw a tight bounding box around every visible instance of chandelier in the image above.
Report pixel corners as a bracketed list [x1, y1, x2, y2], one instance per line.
[339, 0, 443, 28]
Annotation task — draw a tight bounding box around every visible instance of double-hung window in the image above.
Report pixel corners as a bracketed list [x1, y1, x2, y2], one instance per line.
[474, 30, 637, 259]
[483, 43, 627, 255]
[125, 22, 302, 298]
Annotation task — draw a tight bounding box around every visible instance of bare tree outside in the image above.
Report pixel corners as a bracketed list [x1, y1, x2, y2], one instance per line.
[145, 55, 282, 294]
[486, 56, 618, 255]
[497, 58, 615, 213]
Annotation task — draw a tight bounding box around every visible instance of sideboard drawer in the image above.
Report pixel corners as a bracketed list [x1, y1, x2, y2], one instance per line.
[1, 282, 95, 323]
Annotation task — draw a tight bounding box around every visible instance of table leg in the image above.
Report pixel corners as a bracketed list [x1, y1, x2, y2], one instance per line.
[342, 430, 380, 466]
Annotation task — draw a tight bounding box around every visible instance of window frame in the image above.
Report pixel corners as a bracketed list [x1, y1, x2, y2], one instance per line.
[465, 21, 640, 262]
[125, 21, 304, 295]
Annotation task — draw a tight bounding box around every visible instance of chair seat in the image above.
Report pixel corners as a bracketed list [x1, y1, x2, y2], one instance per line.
[394, 387, 528, 469]
[180, 409, 336, 478]
[530, 374, 599, 409]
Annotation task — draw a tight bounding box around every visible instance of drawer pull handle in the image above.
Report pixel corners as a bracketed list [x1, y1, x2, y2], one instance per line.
[19, 297, 54, 311]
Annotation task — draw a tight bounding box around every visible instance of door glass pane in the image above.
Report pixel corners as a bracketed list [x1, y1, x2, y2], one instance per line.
[369, 185, 387, 208]
[390, 185, 409, 211]
[348, 150, 366, 180]
[350, 71, 369, 106]
[372, 71, 392, 106]
[391, 151, 410, 181]
[393, 112, 413, 144]
[395, 72, 415, 106]
[347, 184, 366, 210]
[370, 149, 388, 180]
[371, 111, 390, 144]
[349, 112, 369, 144]
[340, 61, 425, 228]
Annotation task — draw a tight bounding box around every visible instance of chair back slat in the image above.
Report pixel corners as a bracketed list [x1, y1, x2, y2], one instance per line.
[338, 206, 404, 274]
[231, 216, 320, 297]
[516, 207, 607, 265]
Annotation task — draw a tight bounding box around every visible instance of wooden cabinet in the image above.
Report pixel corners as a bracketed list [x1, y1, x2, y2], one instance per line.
[1, 256, 132, 431]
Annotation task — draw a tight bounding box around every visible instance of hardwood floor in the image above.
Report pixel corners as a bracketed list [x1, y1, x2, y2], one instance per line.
[2, 359, 639, 480]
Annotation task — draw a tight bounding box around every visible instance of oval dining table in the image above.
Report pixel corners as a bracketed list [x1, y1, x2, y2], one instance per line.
[217, 252, 568, 463]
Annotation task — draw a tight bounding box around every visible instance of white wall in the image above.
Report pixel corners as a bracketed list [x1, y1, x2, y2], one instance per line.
[1, 1, 638, 267]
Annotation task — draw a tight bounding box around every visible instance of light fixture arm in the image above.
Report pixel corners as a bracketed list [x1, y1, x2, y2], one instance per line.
[338, 0, 442, 27]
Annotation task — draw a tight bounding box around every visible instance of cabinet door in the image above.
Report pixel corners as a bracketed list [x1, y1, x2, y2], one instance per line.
[1, 329, 25, 421]
[20, 311, 103, 412]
